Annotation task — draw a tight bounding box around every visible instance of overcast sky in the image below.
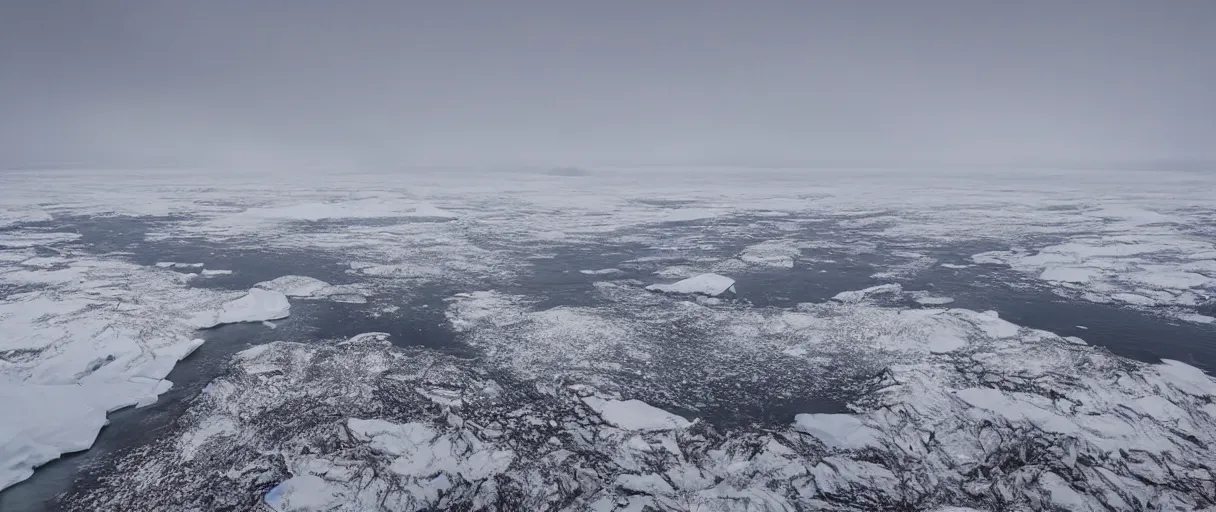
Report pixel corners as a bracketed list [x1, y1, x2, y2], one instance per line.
[1, 1, 1213, 169]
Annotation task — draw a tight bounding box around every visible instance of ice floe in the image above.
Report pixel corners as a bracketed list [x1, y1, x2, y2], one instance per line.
[832, 283, 902, 303]
[973, 236, 1216, 314]
[0, 231, 81, 249]
[911, 291, 956, 305]
[188, 288, 291, 329]
[579, 268, 622, 276]
[645, 273, 736, 296]
[154, 261, 204, 269]
[793, 413, 882, 450]
[0, 256, 229, 490]
[581, 397, 692, 431]
[739, 240, 801, 268]
[255, 275, 332, 297]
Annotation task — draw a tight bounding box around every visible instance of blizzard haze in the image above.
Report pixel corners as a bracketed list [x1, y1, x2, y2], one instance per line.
[1, 0, 1213, 168]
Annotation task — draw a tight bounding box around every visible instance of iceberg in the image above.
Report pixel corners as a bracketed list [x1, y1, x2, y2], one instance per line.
[645, 273, 736, 296]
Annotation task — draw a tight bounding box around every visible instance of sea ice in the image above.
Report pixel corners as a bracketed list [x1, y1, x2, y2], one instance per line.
[1126, 270, 1212, 289]
[793, 413, 881, 449]
[189, 288, 290, 329]
[0, 258, 220, 491]
[154, 262, 203, 269]
[263, 474, 348, 512]
[255, 275, 331, 297]
[579, 268, 622, 276]
[1039, 266, 1099, 283]
[911, 291, 955, 305]
[1111, 293, 1156, 306]
[0, 209, 52, 228]
[739, 240, 801, 268]
[971, 235, 1216, 316]
[645, 273, 736, 296]
[661, 208, 719, 222]
[406, 203, 458, 219]
[926, 332, 968, 353]
[581, 397, 692, 431]
[236, 198, 404, 221]
[1177, 313, 1215, 324]
[68, 304, 1216, 510]
[832, 283, 902, 303]
[0, 232, 81, 249]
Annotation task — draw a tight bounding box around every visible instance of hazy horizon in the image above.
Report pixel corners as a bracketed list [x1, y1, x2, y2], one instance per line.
[2, 1, 1213, 169]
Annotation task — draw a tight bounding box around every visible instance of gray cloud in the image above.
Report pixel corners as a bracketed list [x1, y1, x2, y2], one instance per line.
[2, 1, 1213, 168]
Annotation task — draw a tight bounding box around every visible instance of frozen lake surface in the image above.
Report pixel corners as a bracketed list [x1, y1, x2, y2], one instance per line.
[2, 167, 1215, 511]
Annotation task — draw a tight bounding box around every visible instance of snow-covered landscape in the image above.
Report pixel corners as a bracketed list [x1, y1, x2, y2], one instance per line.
[2, 167, 1215, 510]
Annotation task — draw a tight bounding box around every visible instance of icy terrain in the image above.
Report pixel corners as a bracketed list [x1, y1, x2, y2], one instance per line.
[0, 240, 233, 489]
[2, 167, 1215, 510]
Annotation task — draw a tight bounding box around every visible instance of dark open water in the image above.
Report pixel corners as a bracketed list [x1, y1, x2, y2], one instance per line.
[1, 215, 1213, 510]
